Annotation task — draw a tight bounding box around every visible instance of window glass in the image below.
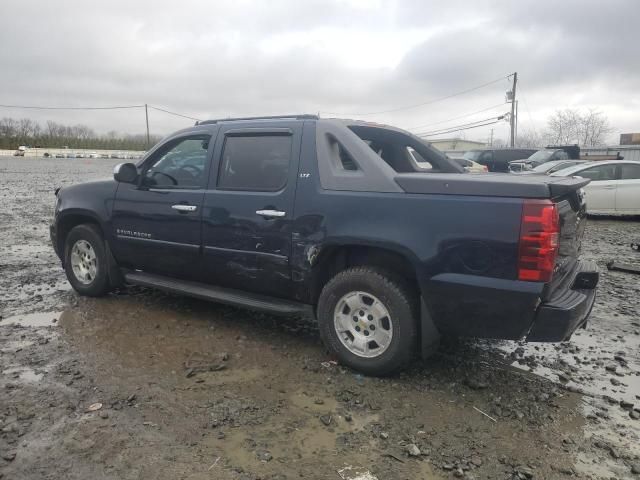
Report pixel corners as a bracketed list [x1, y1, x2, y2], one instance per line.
[144, 136, 210, 188]
[577, 165, 617, 181]
[621, 164, 640, 180]
[407, 146, 433, 169]
[218, 135, 291, 191]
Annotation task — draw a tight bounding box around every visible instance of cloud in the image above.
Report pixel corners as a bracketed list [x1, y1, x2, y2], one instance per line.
[0, 0, 637, 142]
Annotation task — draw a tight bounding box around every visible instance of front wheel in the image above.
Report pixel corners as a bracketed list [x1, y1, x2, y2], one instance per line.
[317, 267, 418, 376]
[63, 224, 111, 297]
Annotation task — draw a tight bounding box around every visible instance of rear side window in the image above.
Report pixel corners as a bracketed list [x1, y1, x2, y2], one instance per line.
[621, 164, 640, 180]
[218, 135, 292, 191]
[577, 165, 617, 181]
[330, 136, 359, 171]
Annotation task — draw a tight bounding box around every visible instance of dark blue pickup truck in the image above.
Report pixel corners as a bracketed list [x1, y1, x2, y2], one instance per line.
[50, 115, 598, 375]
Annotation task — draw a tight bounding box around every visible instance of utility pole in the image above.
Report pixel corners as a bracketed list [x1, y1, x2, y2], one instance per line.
[489, 128, 494, 147]
[145, 104, 150, 149]
[509, 72, 517, 147]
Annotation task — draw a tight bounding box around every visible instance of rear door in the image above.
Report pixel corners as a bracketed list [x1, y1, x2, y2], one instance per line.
[574, 163, 618, 214]
[616, 163, 640, 214]
[111, 133, 214, 279]
[200, 122, 302, 297]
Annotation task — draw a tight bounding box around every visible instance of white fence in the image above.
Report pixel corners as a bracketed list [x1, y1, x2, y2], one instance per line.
[0, 147, 145, 158]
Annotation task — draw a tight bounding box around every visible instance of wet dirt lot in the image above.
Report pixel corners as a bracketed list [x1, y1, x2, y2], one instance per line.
[1, 156, 639, 480]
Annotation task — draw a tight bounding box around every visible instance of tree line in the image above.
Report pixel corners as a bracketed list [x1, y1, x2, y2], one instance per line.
[0, 117, 161, 151]
[512, 108, 614, 149]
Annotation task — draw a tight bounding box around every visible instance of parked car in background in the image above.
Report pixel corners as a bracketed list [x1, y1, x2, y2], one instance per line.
[551, 160, 640, 215]
[514, 160, 587, 175]
[452, 157, 488, 173]
[464, 148, 537, 172]
[13, 146, 27, 156]
[55, 153, 65, 158]
[509, 149, 572, 172]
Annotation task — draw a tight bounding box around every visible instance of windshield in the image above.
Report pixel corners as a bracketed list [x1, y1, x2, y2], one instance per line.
[527, 150, 554, 162]
[463, 150, 482, 161]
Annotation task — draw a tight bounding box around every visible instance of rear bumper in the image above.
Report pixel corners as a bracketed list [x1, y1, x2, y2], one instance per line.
[526, 260, 598, 342]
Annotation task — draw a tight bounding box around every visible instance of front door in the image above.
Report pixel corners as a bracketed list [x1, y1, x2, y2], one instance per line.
[111, 134, 214, 279]
[200, 122, 302, 297]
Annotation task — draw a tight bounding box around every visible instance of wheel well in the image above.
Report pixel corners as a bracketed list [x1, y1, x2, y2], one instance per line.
[310, 245, 418, 304]
[56, 215, 103, 258]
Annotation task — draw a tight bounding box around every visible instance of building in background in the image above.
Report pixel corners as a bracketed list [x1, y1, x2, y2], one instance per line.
[425, 138, 486, 151]
[620, 133, 640, 145]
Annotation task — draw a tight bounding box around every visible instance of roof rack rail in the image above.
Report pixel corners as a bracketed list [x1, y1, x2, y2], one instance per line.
[196, 114, 319, 126]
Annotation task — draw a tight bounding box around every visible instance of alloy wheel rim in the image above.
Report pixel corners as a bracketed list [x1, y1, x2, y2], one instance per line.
[333, 291, 393, 358]
[70, 240, 97, 285]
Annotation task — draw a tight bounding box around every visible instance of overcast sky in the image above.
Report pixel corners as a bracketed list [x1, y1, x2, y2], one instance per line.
[1, 0, 638, 143]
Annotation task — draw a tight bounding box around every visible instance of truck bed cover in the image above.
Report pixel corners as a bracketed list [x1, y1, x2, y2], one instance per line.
[394, 173, 590, 199]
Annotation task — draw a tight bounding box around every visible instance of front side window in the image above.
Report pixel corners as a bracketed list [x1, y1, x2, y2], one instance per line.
[577, 165, 617, 181]
[143, 135, 210, 188]
[218, 135, 292, 191]
[621, 164, 640, 180]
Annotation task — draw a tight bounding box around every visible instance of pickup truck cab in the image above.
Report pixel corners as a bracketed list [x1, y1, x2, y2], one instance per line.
[50, 115, 599, 375]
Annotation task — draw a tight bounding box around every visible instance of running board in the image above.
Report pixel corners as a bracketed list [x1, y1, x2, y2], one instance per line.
[124, 271, 312, 316]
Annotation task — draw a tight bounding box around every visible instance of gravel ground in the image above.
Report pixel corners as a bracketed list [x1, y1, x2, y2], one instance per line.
[1, 156, 639, 480]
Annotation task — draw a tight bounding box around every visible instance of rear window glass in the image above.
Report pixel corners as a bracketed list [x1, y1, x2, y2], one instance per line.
[218, 135, 291, 191]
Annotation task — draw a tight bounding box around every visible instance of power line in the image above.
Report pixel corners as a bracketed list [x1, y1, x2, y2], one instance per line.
[419, 119, 504, 138]
[405, 102, 507, 130]
[321, 73, 513, 116]
[0, 103, 144, 110]
[148, 105, 201, 122]
[414, 114, 506, 137]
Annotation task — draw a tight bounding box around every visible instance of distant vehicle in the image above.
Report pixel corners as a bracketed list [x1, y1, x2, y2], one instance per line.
[452, 157, 488, 173]
[66, 153, 76, 159]
[509, 149, 574, 172]
[551, 160, 640, 215]
[76, 153, 85, 159]
[55, 153, 65, 158]
[50, 115, 598, 375]
[514, 160, 588, 175]
[464, 149, 537, 173]
[89, 153, 100, 159]
[13, 146, 27, 156]
[100, 154, 110, 159]
[110, 153, 120, 159]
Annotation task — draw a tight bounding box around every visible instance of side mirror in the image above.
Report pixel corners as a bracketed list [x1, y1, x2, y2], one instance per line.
[113, 163, 138, 184]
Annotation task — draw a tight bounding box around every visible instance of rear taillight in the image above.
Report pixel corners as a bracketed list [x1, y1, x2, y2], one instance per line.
[518, 200, 560, 282]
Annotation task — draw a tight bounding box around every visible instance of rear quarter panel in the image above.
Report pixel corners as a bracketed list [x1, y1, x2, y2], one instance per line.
[293, 122, 539, 338]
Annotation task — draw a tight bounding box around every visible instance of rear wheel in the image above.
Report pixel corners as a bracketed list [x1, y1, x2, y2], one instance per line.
[63, 224, 111, 297]
[317, 267, 417, 376]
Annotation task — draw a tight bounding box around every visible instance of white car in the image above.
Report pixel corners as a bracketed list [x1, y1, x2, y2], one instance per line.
[550, 160, 640, 215]
[452, 157, 488, 173]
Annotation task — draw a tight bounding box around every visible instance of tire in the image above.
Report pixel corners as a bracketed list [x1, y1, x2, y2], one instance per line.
[317, 267, 418, 376]
[63, 224, 111, 297]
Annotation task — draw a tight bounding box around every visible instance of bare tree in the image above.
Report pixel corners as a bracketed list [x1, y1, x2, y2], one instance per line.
[514, 129, 542, 148]
[545, 108, 613, 147]
[579, 109, 613, 147]
[0, 117, 17, 137]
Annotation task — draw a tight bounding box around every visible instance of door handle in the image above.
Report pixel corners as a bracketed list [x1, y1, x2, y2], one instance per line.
[256, 209, 286, 218]
[171, 204, 197, 212]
